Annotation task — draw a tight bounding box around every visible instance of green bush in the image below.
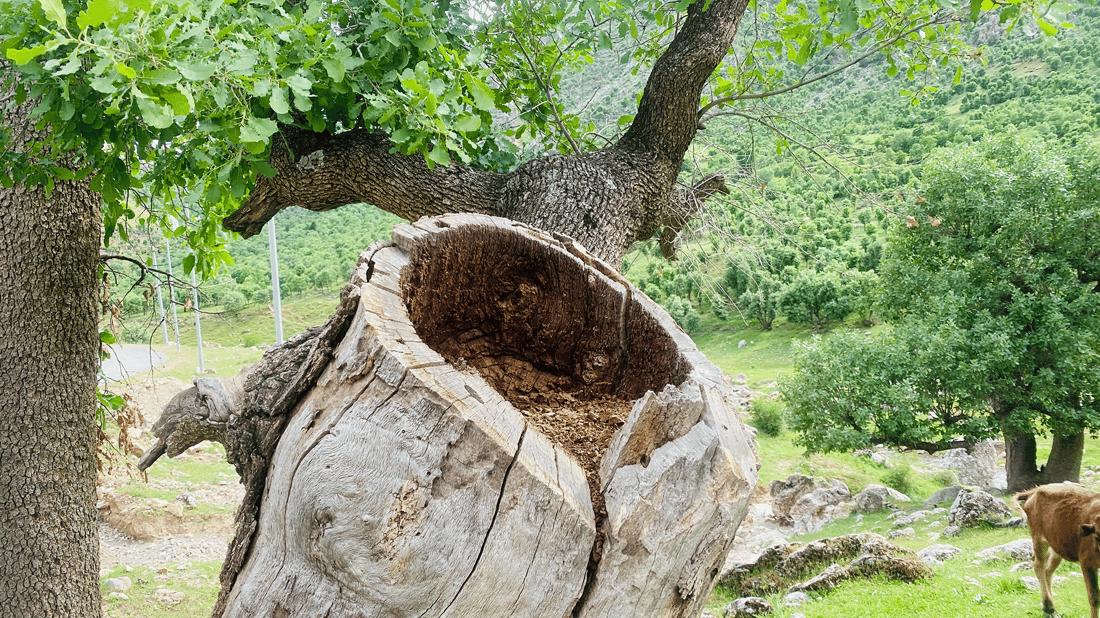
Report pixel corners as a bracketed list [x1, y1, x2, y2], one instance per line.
[881, 465, 917, 497]
[749, 396, 786, 437]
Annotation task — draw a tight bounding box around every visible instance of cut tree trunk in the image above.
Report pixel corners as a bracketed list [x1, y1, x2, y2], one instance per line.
[142, 214, 759, 618]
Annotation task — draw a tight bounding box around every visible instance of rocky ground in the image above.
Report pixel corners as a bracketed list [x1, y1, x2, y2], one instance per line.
[98, 371, 1062, 617]
[98, 376, 242, 616]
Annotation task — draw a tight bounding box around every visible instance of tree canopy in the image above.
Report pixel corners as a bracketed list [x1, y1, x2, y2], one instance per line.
[783, 133, 1100, 490]
[1, 0, 1047, 271]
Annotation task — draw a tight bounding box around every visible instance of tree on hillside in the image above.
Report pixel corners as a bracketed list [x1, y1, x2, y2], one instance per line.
[784, 134, 1100, 492]
[0, 0, 1054, 612]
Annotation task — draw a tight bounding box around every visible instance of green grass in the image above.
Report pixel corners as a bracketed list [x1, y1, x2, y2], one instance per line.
[705, 495, 1095, 618]
[110, 291, 344, 382]
[691, 316, 817, 387]
[101, 562, 221, 618]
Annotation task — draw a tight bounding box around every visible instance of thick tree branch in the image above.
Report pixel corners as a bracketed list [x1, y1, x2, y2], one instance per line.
[659, 173, 730, 259]
[618, 0, 750, 162]
[223, 127, 505, 237]
[870, 436, 977, 454]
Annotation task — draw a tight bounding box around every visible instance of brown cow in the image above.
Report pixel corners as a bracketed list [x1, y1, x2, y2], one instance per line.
[1017, 483, 1100, 618]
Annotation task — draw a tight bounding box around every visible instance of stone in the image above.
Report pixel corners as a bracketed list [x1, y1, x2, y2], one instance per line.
[106, 592, 129, 601]
[788, 564, 850, 593]
[918, 544, 962, 565]
[932, 442, 996, 487]
[1021, 575, 1067, 591]
[893, 510, 930, 527]
[154, 589, 186, 606]
[175, 491, 198, 508]
[147, 498, 169, 509]
[924, 485, 963, 508]
[721, 533, 932, 600]
[723, 597, 772, 617]
[870, 452, 892, 467]
[770, 474, 817, 522]
[852, 484, 912, 513]
[848, 552, 933, 583]
[789, 480, 851, 533]
[976, 539, 1034, 562]
[943, 525, 962, 537]
[888, 527, 915, 539]
[948, 489, 1014, 528]
[104, 577, 132, 592]
[782, 591, 810, 607]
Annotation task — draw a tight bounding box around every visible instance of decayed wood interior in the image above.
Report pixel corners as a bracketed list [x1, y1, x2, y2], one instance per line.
[401, 223, 692, 558]
[402, 223, 689, 402]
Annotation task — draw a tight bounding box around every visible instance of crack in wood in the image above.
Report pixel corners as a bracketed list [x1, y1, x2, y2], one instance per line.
[438, 424, 528, 617]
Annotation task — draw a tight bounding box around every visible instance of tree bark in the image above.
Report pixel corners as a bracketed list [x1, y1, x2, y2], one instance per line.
[1003, 425, 1084, 492]
[223, 0, 751, 268]
[0, 73, 102, 617]
[143, 215, 759, 618]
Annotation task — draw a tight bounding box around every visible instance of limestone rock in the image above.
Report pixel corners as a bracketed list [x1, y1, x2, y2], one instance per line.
[722, 597, 773, 617]
[788, 564, 850, 593]
[769, 474, 817, 523]
[948, 489, 1014, 528]
[104, 576, 132, 592]
[789, 480, 851, 533]
[976, 539, 1034, 562]
[154, 589, 185, 606]
[893, 509, 930, 527]
[932, 441, 997, 487]
[782, 591, 810, 607]
[924, 486, 962, 508]
[720, 533, 931, 598]
[852, 484, 912, 513]
[918, 544, 962, 565]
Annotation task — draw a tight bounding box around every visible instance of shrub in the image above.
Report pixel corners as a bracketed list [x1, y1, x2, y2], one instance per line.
[749, 396, 785, 437]
[881, 466, 917, 497]
[662, 295, 701, 333]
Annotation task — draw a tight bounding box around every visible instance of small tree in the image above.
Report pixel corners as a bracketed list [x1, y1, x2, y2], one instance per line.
[779, 269, 849, 331]
[737, 273, 781, 330]
[785, 134, 1100, 491]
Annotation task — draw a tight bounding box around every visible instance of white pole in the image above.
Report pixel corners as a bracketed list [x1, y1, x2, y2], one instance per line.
[165, 238, 181, 352]
[268, 215, 284, 345]
[191, 268, 205, 374]
[152, 251, 169, 346]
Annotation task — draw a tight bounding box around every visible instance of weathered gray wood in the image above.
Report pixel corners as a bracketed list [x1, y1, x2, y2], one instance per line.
[143, 214, 758, 618]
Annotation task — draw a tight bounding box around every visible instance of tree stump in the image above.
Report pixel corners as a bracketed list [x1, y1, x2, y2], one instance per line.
[144, 214, 759, 618]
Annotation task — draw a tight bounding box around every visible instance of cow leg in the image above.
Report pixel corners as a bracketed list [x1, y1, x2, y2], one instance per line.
[1084, 565, 1099, 618]
[1034, 537, 1061, 617]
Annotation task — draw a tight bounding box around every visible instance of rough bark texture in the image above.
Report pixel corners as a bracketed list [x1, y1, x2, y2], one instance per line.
[144, 215, 759, 618]
[0, 74, 102, 617]
[223, 0, 751, 268]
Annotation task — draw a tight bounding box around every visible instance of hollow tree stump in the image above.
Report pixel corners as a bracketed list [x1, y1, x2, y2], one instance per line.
[142, 214, 759, 618]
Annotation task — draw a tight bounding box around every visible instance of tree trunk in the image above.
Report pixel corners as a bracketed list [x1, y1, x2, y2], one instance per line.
[1003, 425, 1084, 492]
[1042, 430, 1084, 485]
[1003, 430, 1041, 493]
[142, 215, 759, 618]
[0, 73, 102, 617]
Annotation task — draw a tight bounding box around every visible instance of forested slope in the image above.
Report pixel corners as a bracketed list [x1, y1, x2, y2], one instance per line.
[114, 5, 1099, 343]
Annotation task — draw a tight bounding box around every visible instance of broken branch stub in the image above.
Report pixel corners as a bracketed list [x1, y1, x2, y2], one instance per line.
[206, 214, 757, 617]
